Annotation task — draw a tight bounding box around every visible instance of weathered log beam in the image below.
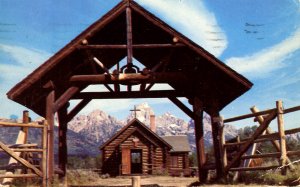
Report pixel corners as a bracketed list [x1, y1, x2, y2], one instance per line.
[114, 83, 120, 92]
[145, 83, 155, 91]
[285, 127, 300, 135]
[225, 127, 300, 146]
[0, 165, 39, 170]
[0, 148, 43, 152]
[73, 90, 189, 99]
[70, 73, 187, 85]
[127, 85, 132, 92]
[22, 110, 29, 142]
[57, 106, 68, 179]
[42, 120, 47, 187]
[241, 152, 281, 159]
[104, 84, 114, 92]
[0, 122, 45, 128]
[126, 6, 133, 65]
[168, 97, 194, 119]
[211, 111, 223, 180]
[230, 165, 279, 171]
[224, 108, 276, 123]
[224, 103, 300, 123]
[46, 90, 55, 182]
[67, 99, 92, 122]
[54, 86, 80, 112]
[140, 83, 146, 91]
[193, 98, 207, 183]
[0, 174, 38, 179]
[241, 151, 300, 159]
[77, 43, 185, 49]
[224, 138, 271, 147]
[6, 144, 38, 148]
[93, 57, 111, 75]
[284, 105, 300, 114]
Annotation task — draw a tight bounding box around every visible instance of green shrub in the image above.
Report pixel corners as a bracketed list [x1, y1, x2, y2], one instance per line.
[238, 162, 300, 186]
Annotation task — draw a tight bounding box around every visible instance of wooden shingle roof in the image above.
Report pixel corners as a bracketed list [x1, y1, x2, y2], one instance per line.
[161, 135, 191, 152]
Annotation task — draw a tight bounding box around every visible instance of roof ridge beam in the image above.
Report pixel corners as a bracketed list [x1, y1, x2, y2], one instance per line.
[73, 90, 189, 100]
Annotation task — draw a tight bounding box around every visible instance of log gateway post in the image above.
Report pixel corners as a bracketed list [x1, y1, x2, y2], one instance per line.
[276, 100, 287, 175]
[192, 97, 207, 183]
[57, 104, 69, 185]
[210, 108, 223, 180]
[45, 86, 55, 184]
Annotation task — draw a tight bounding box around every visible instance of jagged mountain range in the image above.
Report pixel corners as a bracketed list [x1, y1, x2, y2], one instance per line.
[3, 102, 298, 156]
[0, 103, 238, 156]
[67, 102, 238, 155]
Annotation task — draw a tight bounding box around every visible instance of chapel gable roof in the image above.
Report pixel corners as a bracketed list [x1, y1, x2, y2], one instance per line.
[99, 118, 172, 150]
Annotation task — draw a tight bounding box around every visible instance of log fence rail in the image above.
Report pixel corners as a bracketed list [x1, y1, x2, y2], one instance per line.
[221, 100, 300, 176]
[0, 111, 48, 187]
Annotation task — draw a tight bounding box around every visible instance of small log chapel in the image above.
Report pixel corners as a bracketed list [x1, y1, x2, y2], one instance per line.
[100, 114, 191, 176]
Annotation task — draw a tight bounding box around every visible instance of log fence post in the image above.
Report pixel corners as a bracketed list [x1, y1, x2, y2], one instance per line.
[276, 100, 287, 175]
[132, 176, 141, 187]
[251, 105, 294, 170]
[42, 120, 48, 187]
[220, 121, 227, 177]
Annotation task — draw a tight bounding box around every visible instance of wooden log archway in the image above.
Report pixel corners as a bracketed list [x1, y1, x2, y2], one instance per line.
[6, 0, 253, 183]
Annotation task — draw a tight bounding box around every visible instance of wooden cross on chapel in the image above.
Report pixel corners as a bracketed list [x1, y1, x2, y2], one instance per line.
[130, 105, 141, 118]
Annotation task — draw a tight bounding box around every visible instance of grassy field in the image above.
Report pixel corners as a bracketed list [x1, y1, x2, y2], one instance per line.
[67, 170, 197, 187]
[66, 165, 300, 187]
[2, 166, 300, 186]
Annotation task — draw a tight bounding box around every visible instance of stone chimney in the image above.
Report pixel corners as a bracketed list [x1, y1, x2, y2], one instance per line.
[150, 114, 156, 133]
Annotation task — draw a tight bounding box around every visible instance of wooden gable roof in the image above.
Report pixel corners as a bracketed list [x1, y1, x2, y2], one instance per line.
[161, 135, 191, 153]
[7, 0, 252, 117]
[99, 118, 172, 150]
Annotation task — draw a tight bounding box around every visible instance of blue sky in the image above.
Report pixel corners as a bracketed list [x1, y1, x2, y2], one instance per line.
[0, 0, 299, 130]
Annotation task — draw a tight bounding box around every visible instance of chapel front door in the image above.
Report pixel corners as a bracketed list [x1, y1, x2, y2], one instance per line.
[121, 148, 131, 175]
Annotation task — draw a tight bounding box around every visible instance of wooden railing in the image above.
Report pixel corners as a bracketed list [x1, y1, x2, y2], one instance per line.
[0, 111, 48, 187]
[221, 100, 300, 175]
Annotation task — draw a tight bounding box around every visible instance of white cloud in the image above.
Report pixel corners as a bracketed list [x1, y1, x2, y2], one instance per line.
[0, 44, 51, 83]
[0, 44, 51, 118]
[0, 44, 50, 66]
[225, 28, 300, 79]
[136, 0, 228, 57]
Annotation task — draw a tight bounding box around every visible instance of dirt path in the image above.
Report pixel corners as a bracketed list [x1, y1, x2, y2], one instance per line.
[70, 176, 198, 187]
